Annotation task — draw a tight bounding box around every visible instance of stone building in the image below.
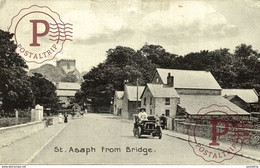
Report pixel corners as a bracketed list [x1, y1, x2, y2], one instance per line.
[56, 82, 81, 108]
[56, 59, 82, 82]
[141, 83, 180, 116]
[223, 95, 248, 111]
[29, 59, 82, 83]
[222, 89, 259, 112]
[121, 85, 145, 119]
[141, 68, 250, 130]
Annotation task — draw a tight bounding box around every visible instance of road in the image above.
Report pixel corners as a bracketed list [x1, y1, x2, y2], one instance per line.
[30, 113, 258, 164]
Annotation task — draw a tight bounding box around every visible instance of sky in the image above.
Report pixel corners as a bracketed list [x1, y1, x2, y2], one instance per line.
[1, 0, 260, 72]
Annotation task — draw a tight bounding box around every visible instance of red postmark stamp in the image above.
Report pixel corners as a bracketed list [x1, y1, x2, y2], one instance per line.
[187, 104, 252, 163]
[8, 5, 73, 64]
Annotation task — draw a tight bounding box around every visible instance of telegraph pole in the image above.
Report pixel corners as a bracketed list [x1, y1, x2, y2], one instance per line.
[136, 78, 139, 113]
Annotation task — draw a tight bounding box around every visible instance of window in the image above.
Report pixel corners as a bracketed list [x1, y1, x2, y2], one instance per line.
[143, 98, 146, 105]
[138, 102, 141, 108]
[165, 110, 170, 117]
[150, 97, 152, 105]
[150, 109, 152, 115]
[156, 77, 159, 83]
[67, 63, 70, 69]
[165, 98, 170, 105]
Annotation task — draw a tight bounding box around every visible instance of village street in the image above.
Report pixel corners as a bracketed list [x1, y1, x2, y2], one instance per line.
[22, 113, 257, 165]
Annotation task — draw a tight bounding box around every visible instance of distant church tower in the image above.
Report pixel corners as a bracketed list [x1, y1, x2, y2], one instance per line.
[56, 59, 76, 74]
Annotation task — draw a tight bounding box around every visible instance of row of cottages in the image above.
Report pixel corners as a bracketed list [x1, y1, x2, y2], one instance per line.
[222, 89, 259, 112]
[141, 68, 250, 130]
[121, 85, 145, 119]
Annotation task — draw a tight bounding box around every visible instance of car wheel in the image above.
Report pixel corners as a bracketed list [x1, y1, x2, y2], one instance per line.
[133, 127, 137, 137]
[158, 127, 162, 139]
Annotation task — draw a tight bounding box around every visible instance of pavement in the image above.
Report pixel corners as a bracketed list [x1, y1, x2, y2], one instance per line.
[0, 120, 69, 164]
[0, 114, 259, 164]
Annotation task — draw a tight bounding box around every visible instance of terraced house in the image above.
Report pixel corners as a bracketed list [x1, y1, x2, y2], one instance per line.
[121, 85, 145, 119]
[141, 68, 250, 130]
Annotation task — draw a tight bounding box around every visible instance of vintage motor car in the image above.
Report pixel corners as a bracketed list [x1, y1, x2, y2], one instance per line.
[133, 114, 162, 139]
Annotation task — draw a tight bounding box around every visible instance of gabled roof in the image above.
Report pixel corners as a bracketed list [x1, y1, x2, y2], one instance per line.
[56, 82, 81, 90]
[115, 91, 124, 99]
[178, 95, 249, 115]
[145, 83, 180, 98]
[125, 85, 145, 101]
[156, 68, 221, 90]
[222, 89, 259, 103]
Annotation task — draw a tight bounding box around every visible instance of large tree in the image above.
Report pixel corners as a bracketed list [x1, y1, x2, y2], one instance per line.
[30, 73, 59, 111]
[0, 30, 34, 112]
[80, 43, 260, 110]
[232, 44, 260, 90]
[81, 46, 156, 108]
[138, 44, 177, 69]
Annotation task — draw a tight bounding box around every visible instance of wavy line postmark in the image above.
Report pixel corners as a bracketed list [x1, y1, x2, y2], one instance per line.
[8, 5, 73, 64]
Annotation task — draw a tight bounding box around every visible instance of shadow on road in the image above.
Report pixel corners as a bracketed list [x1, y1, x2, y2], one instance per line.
[122, 135, 161, 140]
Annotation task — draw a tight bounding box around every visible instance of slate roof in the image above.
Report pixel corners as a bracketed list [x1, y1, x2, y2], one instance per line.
[125, 85, 145, 101]
[178, 95, 250, 115]
[56, 82, 81, 90]
[115, 91, 124, 99]
[156, 68, 221, 90]
[56, 90, 77, 97]
[222, 89, 259, 103]
[145, 83, 180, 98]
[224, 95, 247, 104]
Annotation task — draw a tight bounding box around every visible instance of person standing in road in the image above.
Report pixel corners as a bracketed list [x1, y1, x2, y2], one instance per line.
[58, 113, 63, 124]
[160, 114, 167, 130]
[64, 112, 68, 123]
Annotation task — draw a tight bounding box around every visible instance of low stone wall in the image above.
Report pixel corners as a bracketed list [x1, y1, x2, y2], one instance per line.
[175, 122, 260, 149]
[0, 121, 46, 147]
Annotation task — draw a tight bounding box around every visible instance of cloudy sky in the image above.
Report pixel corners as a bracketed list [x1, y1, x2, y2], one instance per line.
[1, 0, 260, 72]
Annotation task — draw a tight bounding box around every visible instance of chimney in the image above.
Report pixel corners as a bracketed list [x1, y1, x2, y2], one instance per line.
[167, 73, 174, 87]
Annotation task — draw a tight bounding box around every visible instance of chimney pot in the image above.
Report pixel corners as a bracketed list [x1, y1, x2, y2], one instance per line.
[167, 73, 174, 87]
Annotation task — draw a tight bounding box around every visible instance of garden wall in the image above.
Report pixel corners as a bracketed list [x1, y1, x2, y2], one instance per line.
[0, 121, 46, 147]
[175, 121, 260, 149]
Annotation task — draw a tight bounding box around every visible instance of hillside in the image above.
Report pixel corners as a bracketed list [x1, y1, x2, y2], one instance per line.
[28, 64, 67, 82]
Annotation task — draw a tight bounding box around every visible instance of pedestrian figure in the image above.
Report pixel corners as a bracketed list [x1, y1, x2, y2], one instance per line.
[64, 112, 68, 123]
[160, 114, 167, 130]
[58, 113, 63, 124]
[80, 111, 84, 118]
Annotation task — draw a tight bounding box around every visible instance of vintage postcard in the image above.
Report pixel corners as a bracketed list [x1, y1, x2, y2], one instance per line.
[0, 0, 259, 166]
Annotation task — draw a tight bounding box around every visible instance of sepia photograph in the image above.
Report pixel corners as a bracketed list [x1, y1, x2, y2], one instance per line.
[0, 0, 259, 166]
